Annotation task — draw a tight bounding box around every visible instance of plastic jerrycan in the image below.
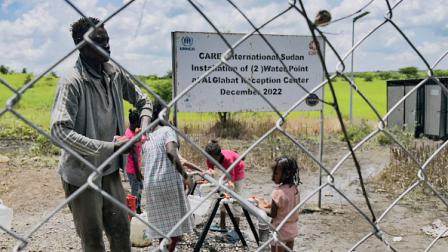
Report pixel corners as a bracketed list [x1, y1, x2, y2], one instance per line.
[130, 212, 151, 247]
[0, 200, 13, 233]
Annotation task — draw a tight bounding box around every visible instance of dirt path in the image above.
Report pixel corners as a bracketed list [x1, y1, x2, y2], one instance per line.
[1, 139, 447, 251]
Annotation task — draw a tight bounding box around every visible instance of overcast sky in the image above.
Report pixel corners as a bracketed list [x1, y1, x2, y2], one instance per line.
[1, 0, 447, 76]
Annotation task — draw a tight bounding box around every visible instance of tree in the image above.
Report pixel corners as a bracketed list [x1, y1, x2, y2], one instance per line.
[162, 70, 172, 79]
[217, 112, 231, 124]
[399, 67, 418, 78]
[150, 79, 172, 102]
[377, 71, 392, 80]
[0, 65, 9, 74]
[50, 71, 58, 78]
[434, 69, 448, 77]
[390, 72, 401, 79]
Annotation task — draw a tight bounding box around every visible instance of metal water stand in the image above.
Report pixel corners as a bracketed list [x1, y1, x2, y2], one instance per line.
[189, 179, 260, 251]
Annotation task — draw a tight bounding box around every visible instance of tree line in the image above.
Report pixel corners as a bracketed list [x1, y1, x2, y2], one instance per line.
[0, 65, 28, 74]
[3, 64, 448, 102]
[352, 67, 448, 82]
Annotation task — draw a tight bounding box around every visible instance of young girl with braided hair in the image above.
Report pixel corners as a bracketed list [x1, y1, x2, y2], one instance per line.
[257, 156, 301, 252]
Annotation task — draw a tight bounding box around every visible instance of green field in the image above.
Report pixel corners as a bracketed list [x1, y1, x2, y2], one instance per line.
[0, 73, 57, 129]
[0, 73, 387, 132]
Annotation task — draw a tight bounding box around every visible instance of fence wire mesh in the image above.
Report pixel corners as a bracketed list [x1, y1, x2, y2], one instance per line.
[1, 0, 448, 251]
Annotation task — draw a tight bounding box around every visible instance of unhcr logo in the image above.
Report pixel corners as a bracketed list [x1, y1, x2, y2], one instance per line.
[180, 35, 195, 51]
[181, 36, 193, 47]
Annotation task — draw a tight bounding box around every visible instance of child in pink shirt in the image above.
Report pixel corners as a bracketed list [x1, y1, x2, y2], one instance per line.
[205, 139, 246, 231]
[125, 109, 143, 214]
[258, 157, 300, 252]
[205, 149, 246, 182]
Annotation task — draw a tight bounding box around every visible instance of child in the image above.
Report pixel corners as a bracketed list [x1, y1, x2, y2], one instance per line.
[125, 109, 144, 214]
[205, 139, 246, 231]
[258, 157, 300, 252]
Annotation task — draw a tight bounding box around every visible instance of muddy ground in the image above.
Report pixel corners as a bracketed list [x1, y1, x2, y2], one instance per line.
[1, 139, 447, 251]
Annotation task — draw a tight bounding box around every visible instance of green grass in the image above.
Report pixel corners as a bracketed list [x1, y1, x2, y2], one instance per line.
[0, 73, 56, 130]
[324, 78, 386, 121]
[0, 73, 387, 133]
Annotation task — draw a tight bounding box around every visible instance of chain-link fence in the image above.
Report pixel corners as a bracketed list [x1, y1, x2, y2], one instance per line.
[1, 0, 448, 251]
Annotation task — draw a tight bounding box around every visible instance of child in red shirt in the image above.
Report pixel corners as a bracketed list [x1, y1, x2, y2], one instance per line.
[205, 139, 246, 231]
[125, 109, 143, 214]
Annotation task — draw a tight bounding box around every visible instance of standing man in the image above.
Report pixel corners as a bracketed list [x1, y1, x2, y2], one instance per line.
[50, 17, 152, 252]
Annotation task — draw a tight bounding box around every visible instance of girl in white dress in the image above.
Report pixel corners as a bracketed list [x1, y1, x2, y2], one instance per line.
[142, 100, 193, 252]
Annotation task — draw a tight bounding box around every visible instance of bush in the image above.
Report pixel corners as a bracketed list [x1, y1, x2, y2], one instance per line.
[23, 74, 32, 85]
[376, 127, 414, 146]
[209, 118, 247, 139]
[31, 135, 60, 156]
[363, 73, 374, 82]
[0, 124, 39, 140]
[433, 69, 448, 77]
[354, 72, 374, 82]
[338, 120, 372, 144]
[353, 72, 365, 79]
[377, 71, 392, 80]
